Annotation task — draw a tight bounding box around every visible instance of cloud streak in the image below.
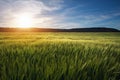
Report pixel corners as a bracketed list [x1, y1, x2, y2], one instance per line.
[0, 0, 120, 29]
[0, 0, 63, 27]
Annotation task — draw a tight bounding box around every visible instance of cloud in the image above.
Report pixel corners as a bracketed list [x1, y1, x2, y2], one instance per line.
[50, 6, 120, 28]
[0, 0, 120, 29]
[0, 0, 63, 27]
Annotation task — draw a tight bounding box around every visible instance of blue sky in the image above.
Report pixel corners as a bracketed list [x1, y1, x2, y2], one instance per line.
[0, 0, 120, 29]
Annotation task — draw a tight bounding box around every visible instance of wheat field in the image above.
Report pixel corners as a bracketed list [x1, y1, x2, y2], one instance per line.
[0, 32, 120, 80]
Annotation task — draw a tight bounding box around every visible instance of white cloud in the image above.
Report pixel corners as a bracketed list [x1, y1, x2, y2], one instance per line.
[0, 0, 63, 27]
[0, 0, 120, 29]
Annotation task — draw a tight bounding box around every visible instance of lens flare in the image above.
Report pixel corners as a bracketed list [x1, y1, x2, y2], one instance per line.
[15, 13, 33, 28]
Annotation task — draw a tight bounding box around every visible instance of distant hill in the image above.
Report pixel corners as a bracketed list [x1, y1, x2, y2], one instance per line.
[69, 27, 120, 32]
[0, 27, 119, 32]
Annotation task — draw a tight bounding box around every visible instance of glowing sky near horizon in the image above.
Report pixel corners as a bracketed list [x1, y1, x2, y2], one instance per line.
[0, 0, 120, 29]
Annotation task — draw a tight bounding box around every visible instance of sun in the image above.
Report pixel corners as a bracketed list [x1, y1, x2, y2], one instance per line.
[15, 13, 33, 28]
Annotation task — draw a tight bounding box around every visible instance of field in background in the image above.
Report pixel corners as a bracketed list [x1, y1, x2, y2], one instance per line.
[0, 32, 120, 80]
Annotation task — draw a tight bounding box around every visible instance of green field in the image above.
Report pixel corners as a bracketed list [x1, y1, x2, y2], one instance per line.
[0, 32, 120, 80]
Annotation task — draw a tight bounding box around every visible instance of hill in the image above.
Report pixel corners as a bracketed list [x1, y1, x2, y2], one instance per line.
[0, 27, 119, 32]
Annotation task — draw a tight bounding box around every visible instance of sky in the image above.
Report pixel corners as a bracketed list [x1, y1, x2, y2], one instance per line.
[0, 0, 120, 29]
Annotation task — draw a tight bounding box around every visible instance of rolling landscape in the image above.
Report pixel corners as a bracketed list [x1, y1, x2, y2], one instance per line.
[0, 27, 120, 32]
[0, 28, 120, 80]
[0, 0, 120, 80]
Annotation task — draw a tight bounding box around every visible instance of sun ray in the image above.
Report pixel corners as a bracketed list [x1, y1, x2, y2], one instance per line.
[14, 13, 33, 28]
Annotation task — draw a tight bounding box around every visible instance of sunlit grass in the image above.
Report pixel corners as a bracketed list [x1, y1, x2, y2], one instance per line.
[0, 32, 120, 80]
